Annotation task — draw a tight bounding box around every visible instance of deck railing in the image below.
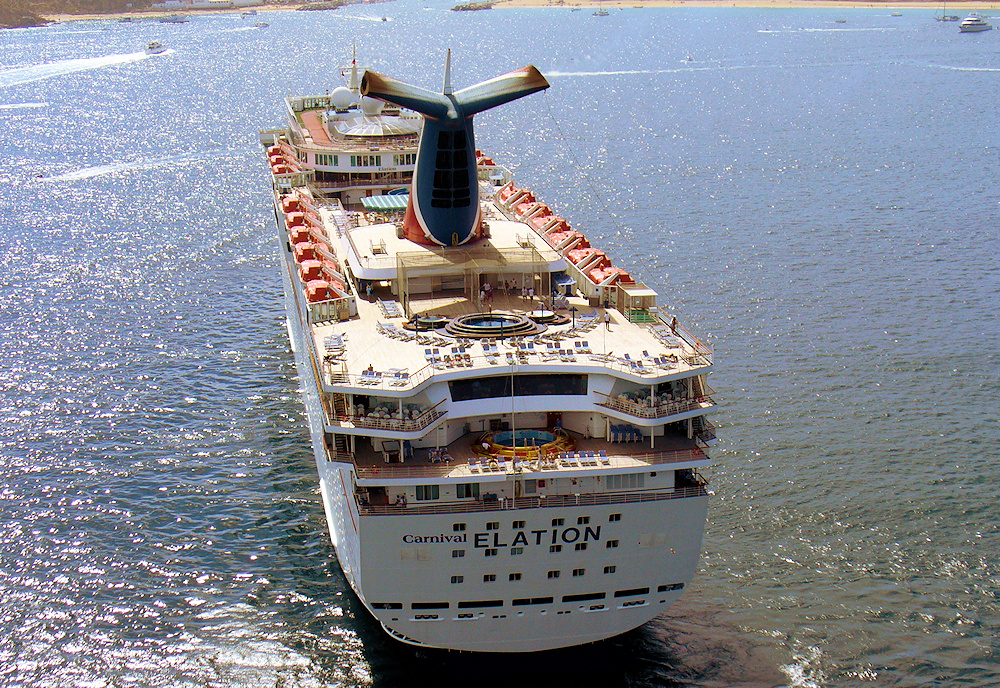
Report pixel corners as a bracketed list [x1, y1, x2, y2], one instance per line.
[597, 393, 716, 420]
[353, 446, 709, 481]
[332, 408, 447, 433]
[357, 484, 709, 516]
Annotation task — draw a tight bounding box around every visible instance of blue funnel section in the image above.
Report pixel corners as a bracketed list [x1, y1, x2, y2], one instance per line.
[361, 60, 549, 247]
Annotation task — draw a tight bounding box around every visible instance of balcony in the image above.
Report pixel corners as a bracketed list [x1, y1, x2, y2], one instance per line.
[597, 393, 715, 420]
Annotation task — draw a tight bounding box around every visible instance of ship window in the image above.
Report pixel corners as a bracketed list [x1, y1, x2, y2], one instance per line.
[454, 523, 466, 532]
[575, 543, 587, 551]
[609, 513, 621, 522]
[577, 516, 590, 525]
[449, 374, 587, 402]
[451, 576, 464, 584]
[550, 545, 562, 553]
[614, 587, 650, 598]
[658, 583, 684, 592]
[486, 521, 499, 530]
[457, 484, 479, 499]
[452, 550, 465, 558]
[552, 518, 565, 527]
[484, 574, 496, 582]
[485, 549, 498, 557]
[604, 566, 616, 574]
[509, 573, 522, 581]
[371, 602, 403, 610]
[563, 592, 605, 603]
[512, 520, 525, 529]
[607, 473, 645, 490]
[547, 571, 560, 579]
[458, 599, 503, 608]
[523, 480, 536, 494]
[512, 597, 553, 606]
[572, 568, 585, 577]
[607, 540, 619, 549]
[415, 485, 439, 501]
[412, 602, 450, 609]
[511, 547, 524, 556]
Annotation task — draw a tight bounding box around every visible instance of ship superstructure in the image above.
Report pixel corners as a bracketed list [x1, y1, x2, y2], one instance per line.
[260, 53, 714, 652]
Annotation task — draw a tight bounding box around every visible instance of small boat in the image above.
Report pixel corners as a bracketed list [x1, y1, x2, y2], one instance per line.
[835, 18, 846, 23]
[118, 16, 139, 23]
[891, 11, 902, 17]
[145, 41, 166, 55]
[242, 9, 257, 16]
[158, 14, 189, 23]
[255, 21, 269, 28]
[959, 13, 992, 31]
[593, 8, 609, 16]
[936, 0, 960, 21]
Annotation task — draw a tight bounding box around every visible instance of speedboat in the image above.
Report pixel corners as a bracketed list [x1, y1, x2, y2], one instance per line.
[959, 14, 992, 31]
[145, 41, 166, 55]
[255, 21, 269, 28]
[593, 8, 609, 16]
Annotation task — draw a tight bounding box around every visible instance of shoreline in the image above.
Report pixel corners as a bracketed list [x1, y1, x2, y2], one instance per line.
[36, 0, 1000, 22]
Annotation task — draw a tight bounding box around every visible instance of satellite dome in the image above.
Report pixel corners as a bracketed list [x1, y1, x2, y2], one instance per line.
[330, 87, 354, 111]
[360, 96, 385, 116]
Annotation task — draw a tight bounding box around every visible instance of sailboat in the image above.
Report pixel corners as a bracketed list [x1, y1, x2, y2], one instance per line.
[936, 0, 960, 21]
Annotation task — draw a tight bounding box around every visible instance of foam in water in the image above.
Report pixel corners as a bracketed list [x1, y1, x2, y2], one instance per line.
[0, 51, 168, 89]
[41, 153, 203, 182]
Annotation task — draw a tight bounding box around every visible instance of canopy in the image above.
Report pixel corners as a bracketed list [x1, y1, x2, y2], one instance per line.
[361, 194, 410, 211]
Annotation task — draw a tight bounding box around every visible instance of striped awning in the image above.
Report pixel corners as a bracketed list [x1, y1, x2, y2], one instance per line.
[361, 194, 410, 211]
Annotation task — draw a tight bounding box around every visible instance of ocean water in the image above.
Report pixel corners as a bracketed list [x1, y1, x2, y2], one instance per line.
[1, 4, 998, 686]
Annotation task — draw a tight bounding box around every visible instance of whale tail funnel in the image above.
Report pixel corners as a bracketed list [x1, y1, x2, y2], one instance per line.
[361, 52, 549, 247]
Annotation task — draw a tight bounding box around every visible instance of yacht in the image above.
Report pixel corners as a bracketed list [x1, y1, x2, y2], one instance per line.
[258, 52, 714, 652]
[959, 13, 992, 31]
[145, 41, 166, 55]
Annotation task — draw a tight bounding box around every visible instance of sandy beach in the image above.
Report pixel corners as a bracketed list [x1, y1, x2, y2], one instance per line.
[39, 0, 1000, 23]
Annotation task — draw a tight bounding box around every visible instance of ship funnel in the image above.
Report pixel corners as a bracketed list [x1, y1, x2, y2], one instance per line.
[361, 54, 549, 247]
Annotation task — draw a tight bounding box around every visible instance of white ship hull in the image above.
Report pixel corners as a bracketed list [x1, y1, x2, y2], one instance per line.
[262, 58, 715, 651]
[277, 226, 710, 650]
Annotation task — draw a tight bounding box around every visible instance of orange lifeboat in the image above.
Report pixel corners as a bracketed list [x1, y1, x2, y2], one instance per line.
[568, 247, 598, 265]
[293, 241, 317, 262]
[281, 196, 300, 214]
[285, 211, 305, 228]
[299, 259, 323, 281]
[306, 280, 330, 302]
[548, 230, 584, 249]
[589, 266, 633, 285]
[498, 185, 520, 202]
[289, 226, 310, 244]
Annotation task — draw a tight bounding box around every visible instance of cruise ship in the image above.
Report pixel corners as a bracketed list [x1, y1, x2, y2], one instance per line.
[259, 52, 715, 653]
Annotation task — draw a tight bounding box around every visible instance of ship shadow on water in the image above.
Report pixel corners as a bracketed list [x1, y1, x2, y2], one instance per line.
[299, 581, 788, 688]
